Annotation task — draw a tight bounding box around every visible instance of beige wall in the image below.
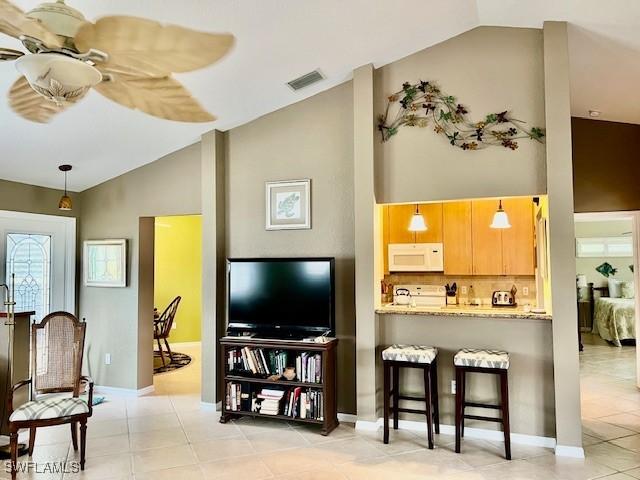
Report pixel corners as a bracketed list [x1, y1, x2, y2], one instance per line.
[225, 82, 356, 414]
[0, 179, 79, 218]
[379, 314, 555, 437]
[374, 27, 547, 204]
[79, 143, 201, 390]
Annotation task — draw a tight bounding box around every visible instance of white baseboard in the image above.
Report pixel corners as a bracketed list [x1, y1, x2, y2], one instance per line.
[354, 418, 556, 449]
[200, 401, 217, 411]
[95, 385, 155, 397]
[170, 341, 201, 348]
[555, 445, 585, 458]
[338, 413, 358, 423]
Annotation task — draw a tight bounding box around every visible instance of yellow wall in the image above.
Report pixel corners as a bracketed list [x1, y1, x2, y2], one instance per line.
[154, 215, 202, 343]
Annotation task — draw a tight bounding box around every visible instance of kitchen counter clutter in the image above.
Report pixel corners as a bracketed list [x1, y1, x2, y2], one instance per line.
[376, 303, 551, 320]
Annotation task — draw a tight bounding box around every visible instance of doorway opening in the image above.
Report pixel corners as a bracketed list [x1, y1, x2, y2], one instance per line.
[576, 212, 640, 444]
[152, 215, 202, 396]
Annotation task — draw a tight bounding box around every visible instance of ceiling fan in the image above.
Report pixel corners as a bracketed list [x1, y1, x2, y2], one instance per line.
[0, 0, 234, 123]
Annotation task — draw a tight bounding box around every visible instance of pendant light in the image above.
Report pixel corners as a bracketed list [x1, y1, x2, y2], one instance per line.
[490, 199, 511, 229]
[58, 164, 73, 211]
[408, 204, 428, 232]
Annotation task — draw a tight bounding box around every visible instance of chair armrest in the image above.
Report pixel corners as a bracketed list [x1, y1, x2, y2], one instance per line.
[80, 376, 94, 415]
[8, 379, 32, 417]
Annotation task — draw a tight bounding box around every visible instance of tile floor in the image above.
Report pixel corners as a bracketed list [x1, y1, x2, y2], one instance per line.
[8, 337, 640, 479]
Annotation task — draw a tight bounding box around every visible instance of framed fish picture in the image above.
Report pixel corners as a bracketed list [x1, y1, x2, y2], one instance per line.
[265, 179, 311, 230]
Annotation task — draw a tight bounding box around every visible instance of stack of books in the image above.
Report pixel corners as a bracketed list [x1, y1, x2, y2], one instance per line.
[227, 347, 288, 376]
[283, 387, 324, 420]
[295, 352, 322, 383]
[255, 388, 285, 415]
[225, 382, 250, 412]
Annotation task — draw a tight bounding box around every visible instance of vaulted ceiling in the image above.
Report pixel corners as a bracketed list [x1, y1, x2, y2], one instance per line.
[1, 0, 638, 191]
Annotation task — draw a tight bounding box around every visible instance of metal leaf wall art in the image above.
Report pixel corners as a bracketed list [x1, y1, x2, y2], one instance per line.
[378, 80, 545, 150]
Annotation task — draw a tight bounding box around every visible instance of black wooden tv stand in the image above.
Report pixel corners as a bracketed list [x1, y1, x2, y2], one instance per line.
[219, 336, 339, 435]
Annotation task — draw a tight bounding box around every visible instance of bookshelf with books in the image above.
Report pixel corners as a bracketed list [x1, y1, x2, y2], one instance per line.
[219, 336, 338, 435]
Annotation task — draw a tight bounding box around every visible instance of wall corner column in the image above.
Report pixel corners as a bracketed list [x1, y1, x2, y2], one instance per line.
[354, 64, 378, 422]
[543, 21, 584, 457]
[201, 130, 226, 405]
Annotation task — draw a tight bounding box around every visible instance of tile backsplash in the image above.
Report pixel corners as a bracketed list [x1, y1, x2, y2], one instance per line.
[383, 273, 537, 307]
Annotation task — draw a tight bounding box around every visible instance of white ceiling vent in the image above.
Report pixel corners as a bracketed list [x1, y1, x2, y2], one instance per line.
[287, 69, 324, 91]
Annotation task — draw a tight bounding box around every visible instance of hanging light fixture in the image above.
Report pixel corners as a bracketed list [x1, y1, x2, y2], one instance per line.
[58, 164, 73, 211]
[490, 199, 511, 229]
[408, 204, 428, 232]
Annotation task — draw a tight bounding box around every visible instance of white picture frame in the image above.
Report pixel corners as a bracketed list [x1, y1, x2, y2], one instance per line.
[83, 239, 127, 287]
[265, 179, 311, 230]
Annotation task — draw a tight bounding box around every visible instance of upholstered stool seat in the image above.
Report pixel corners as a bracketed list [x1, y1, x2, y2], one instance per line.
[381, 345, 440, 449]
[454, 348, 511, 460]
[453, 348, 510, 370]
[382, 345, 438, 364]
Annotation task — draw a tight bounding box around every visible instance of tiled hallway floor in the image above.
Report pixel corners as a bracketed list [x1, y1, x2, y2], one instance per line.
[578, 333, 640, 479]
[9, 339, 640, 479]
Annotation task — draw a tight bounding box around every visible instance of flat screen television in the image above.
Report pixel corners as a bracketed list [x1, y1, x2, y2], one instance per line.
[227, 258, 335, 338]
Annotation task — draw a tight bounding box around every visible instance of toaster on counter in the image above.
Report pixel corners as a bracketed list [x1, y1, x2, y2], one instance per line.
[492, 285, 517, 307]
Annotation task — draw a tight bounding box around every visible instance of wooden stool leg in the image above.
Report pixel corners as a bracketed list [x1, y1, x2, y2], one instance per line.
[500, 370, 511, 460]
[461, 369, 466, 438]
[423, 366, 434, 449]
[392, 364, 399, 430]
[454, 367, 462, 454]
[383, 361, 390, 444]
[431, 359, 440, 434]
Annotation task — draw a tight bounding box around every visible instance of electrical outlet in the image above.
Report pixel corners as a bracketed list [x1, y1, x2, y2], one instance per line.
[172, 322, 177, 329]
[451, 380, 456, 394]
[105, 353, 111, 365]
[523, 286, 529, 296]
[461, 286, 468, 295]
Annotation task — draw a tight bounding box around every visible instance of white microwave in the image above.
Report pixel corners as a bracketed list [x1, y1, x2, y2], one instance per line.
[388, 243, 444, 272]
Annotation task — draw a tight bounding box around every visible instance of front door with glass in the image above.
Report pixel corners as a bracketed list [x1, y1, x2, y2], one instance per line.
[0, 212, 76, 321]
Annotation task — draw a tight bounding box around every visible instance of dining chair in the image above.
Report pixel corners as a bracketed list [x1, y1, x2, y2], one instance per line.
[7, 312, 93, 480]
[154, 296, 181, 366]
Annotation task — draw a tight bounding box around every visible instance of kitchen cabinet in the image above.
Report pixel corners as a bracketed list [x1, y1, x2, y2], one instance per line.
[387, 203, 443, 244]
[501, 197, 535, 275]
[383, 198, 534, 276]
[387, 204, 416, 244]
[443, 201, 473, 275]
[471, 200, 504, 275]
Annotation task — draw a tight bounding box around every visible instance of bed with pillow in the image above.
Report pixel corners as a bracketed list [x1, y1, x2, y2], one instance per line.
[591, 280, 636, 346]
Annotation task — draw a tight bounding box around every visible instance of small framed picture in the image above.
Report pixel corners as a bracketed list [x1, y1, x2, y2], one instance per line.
[84, 239, 127, 287]
[266, 179, 311, 230]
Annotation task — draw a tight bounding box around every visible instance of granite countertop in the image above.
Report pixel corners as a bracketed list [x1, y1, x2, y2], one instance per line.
[376, 304, 552, 320]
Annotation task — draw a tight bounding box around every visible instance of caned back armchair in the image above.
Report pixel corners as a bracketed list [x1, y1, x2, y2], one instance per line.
[154, 296, 181, 366]
[7, 312, 93, 479]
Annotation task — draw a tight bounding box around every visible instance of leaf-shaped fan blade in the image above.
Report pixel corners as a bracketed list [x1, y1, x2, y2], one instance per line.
[0, 47, 23, 61]
[0, 0, 62, 48]
[75, 16, 234, 77]
[9, 76, 64, 123]
[95, 75, 215, 123]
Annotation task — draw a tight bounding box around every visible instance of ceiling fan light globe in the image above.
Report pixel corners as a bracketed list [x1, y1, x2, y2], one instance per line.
[16, 53, 101, 102]
[26, 1, 87, 40]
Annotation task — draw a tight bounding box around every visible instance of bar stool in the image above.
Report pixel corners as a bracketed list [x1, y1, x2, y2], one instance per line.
[454, 348, 511, 460]
[382, 344, 440, 449]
